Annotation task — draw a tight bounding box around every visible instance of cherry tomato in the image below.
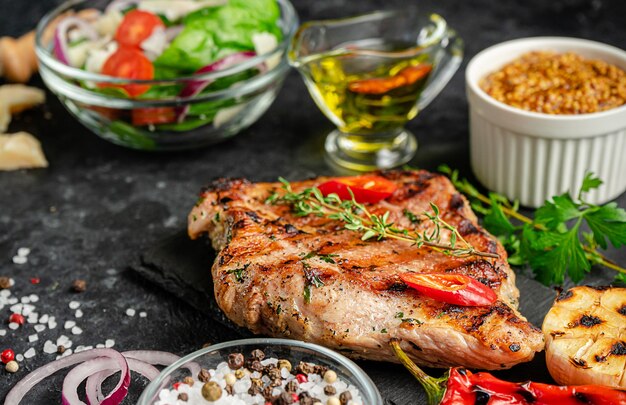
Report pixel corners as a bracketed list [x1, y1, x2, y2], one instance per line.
[100, 48, 154, 97]
[132, 107, 177, 126]
[296, 374, 308, 383]
[1, 349, 15, 364]
[400, 273, 497, 307]
[115, 10, 164, 48]
[317, 175, 397, 204]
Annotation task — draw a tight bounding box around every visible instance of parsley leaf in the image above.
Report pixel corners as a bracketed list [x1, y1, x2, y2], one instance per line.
[579, 172, 603, 199]
[583, 203, 626, 249]
[483, 194, 515, 235]
[534, 194, 581, 230]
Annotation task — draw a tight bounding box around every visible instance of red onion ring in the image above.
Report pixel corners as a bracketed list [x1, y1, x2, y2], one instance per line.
[53, 16, 99, 66]
[5, 348, 127, 405]
[85, 358, 160, 405]
[165, 25, 184, 42]
[62, 355, 130, 405]
[85, 351, 200, 404]
[176, 51, 258, 122]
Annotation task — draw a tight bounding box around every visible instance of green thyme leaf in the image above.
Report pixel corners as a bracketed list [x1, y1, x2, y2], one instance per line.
[403, 209, 420, 224]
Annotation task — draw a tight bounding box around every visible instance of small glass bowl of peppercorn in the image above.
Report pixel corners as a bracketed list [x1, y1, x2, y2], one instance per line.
[137, 338, 382, 405]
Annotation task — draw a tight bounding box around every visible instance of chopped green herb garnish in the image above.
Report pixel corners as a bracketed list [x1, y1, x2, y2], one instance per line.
[402, 318, 423, 325]
[403, 209, 420, 224]
[395, 312, 404, 319]
[227, 263, 249, 283]
[381, 328, 388, 333]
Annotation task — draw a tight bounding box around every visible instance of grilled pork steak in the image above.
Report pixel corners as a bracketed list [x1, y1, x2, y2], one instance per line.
[189, 170, 544, 369]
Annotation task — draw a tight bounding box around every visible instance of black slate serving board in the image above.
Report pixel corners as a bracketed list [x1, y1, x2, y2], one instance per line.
[132, 230, 557, 404]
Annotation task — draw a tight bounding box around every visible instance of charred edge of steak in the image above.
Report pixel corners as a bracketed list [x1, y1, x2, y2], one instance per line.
[443, 260, 504, 289]
[437, 301, 523, 334]
[449, 193, 465, 211]
[201, 177, 250, 193]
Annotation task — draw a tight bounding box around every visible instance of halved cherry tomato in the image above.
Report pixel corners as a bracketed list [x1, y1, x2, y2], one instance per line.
[115, 10, 164, 48]
[400, 273, 497, 307]
[132, 107, 177, 126]
[100, 47, 154, 97]
[317, 175, 397, 204]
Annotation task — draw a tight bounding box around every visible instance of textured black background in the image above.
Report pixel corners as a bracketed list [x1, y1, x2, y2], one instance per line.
[1, 0, 625, 403]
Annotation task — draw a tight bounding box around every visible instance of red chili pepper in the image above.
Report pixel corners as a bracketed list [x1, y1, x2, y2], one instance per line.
[30, 277, 40, 284]
[318, 175, 397, 204]
[389, 340, 626, 405]
[291, 393, 299, 402]
[8, 313, 25, 325]
[348, 64, 433, 95]
[1, 349, 15, 364]
[296, 373, 308, 383]
[400, 273, 497, 307]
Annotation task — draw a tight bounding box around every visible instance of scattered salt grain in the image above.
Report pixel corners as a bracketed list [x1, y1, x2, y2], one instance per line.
[57, 335, 71, 346]
[44, 341, 58, 354]
[96, 344, 105, 348]
[71, 326, 82, 335]
[38, 314, 49, 324]
[64, 320, 76, 329]
[17, 247, 31, 257]
[29, 294, 39, 302]
[48, 320, 57, 329]
[21, 296, 30, 304]
[0, 329, 5, 336]
[28, 334, 38, 343]
[105, 339, 115, 348]
[69, 301, 80, 310]
[139, 311, 147, 318]
[15, 354, 23, 362]
[10, 303, 22, 312]
[34, 324, 45, 333]
[8, 322, 19, 330]
[24, 348, 36, 359]
[126, 308, 136, 317]
[27, 315, 38, 324]
[12, 256, 27, 265]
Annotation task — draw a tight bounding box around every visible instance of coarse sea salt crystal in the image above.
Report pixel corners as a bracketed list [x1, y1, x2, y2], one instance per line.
[34, 324, 45, 333]
[27, 315, 38, 324]
[126, 308, 136, 317]
[75, 309, 83, 318]
[12, 255, 27, 264]
[64, 320, 76, 329]
[24, 348, 36, 359]
[139, 311, 147, 318]
[105, 339, 115, 348]
[96, 344, 105, 348]
[17, 247, 31, 257]
[29, 294, 39, 302]
[8, 297, 17, 304]
[38, 314, 49, 324]
[44, 340, 57, 354]
[48, 320, 57, 329]
[71, 326, 82, 335]
[28, 334, 38, 342]
[10, 303, 22, 312]
[21, 296, 30, 304]
[69, 301, 80, 310]
[8, 322, 19, 330]
[15, 354, 24, 362]
[57, 335, 70, 346]
[0, 329, 5, 336]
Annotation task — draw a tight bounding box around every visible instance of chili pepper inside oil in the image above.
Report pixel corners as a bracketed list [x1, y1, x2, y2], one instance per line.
[289, 10, 462, 171]
[296, 39, 433, 135]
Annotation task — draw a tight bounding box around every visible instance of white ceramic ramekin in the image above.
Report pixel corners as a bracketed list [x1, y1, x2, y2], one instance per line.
[466, 37, 626, 208]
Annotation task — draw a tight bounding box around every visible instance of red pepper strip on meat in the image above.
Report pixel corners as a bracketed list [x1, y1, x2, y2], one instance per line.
[389, 340, 626, 405]
[400, 273, 497, 307]
[318, 175, 397, 204]
[348, 64, 432, 95]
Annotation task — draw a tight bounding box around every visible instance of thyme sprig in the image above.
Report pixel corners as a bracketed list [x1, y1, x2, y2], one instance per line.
[267, 178, 499, 260]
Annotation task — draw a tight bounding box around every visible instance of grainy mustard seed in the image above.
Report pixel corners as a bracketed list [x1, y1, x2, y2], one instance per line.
[480, 51, 626, 114]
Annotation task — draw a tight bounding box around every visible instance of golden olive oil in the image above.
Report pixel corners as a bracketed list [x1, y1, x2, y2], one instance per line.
[299, 40, 432, 135]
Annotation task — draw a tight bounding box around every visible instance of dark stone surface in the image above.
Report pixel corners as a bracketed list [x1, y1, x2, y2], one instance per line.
[0, 0, 624, 403]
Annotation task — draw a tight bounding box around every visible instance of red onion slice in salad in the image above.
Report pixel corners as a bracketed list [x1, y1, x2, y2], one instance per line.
[54, 16, 100, 66]
[176, 51, 258, 123]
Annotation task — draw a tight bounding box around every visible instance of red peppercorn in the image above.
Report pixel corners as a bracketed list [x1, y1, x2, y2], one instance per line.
[30, 277, 40, 285]
[1, 349, 15, 363]
[291, 393, 299, 403]
[8, 313, 25, 325]
[172, 382, 182, 390]
[296, 373, 308, 383]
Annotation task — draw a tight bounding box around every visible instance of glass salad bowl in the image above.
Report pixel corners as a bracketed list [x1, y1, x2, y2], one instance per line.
[137, 338, 383, 404]
[35, 0, 298, 151]
[289, 9, 463, 171]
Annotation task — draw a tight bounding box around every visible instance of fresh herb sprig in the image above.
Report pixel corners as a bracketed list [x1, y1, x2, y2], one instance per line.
[267, 178, 499, 260]
[439, 165, 626, 285]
